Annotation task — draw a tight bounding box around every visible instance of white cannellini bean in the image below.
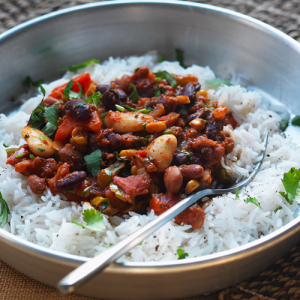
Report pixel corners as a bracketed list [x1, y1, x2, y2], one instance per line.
[146, 134, 177, 172]
[21, 126, 55, 157]
[103, 111, 154, 133]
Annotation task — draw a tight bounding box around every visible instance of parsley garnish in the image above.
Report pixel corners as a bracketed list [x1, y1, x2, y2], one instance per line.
[24, 76, 44, 87]
[177, 248, 189, 260]
[129, 83, 139, 102]
[0, 192, 10, 228]
[175, 48, 186, 68]
[291, 115, 300, 127]
[60, 59, 101, 72]
[280, 119, 289, 131]
[279, 167, 300, 205]
[206, 79, 232, 89]
[84, 149, 102, 177]
[84, 92, 102, 108]
[71, 208, 106, 231]
[244, 197, 261, 208]
[153, 71, 177, 88]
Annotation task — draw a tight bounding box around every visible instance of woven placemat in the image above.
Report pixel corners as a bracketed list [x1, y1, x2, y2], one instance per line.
[0, 1, 300, 300]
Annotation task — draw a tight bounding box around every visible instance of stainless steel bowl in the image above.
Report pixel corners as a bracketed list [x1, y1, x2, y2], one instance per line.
[1, 1, 300, 299]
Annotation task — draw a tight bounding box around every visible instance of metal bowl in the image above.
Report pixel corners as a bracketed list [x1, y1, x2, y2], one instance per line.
[1, 1, 300, 299]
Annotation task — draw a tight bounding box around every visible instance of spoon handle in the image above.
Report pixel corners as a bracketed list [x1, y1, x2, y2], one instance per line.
[57, 189, 211, 294]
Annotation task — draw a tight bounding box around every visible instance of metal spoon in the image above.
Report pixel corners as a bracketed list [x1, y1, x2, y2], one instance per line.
[58, 134, 268, 294]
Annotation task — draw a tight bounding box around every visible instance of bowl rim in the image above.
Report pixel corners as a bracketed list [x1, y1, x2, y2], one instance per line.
[1, 0, 300, 270]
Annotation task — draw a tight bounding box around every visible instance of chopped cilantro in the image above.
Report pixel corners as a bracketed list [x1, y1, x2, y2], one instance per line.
[24, 76, 44, 88]
[206, 79, 232, 89]
[38, 148, 45, 152]
[42, 105, 58, 137]
[291, 115, 300, 127]
[84, 149, 102, 177]
[60, 59, 101, 72]
[153, 71, 177, 88]
[109, 243, 114, 247]
[115, 104, 125, 112]
[15, 153, 25, 158]
[63, 80, 82, 100]
[24, 135, 30, 139]
[274, 206, 282, 213]
[235, 187, 239, 199]
[177, 248, 189, 260]
[71, 208, 106, 231]
[84, 92, 102, 108]
[280, 119, 289, 131]
[279, 167, 300, 205]
[129, 83, 139, 102]
[157, 53, 164, 63]
[29, 86, 46, 129]
[0, 192, 10, 228]
[175, 48, 185, 68]
[29, 154, 35, 160]
[244, 197, 261, 208]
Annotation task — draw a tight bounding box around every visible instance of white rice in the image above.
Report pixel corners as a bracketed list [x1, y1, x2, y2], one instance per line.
[0, 52, 299, 262]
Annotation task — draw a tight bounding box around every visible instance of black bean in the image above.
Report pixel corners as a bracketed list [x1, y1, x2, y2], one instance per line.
[181, 82, 201, 101]
[172, 152, 187, 166]
[55, 171, 87, 191]
[102, 89, 121, 111]
[65, 100, 92, 121]
[107, 133, 122, 151]
[95, 84, 110, 94]
[115, 88, 127, 102]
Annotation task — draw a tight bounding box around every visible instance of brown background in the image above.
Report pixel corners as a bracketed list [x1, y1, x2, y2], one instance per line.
[0, 1, 300, 299]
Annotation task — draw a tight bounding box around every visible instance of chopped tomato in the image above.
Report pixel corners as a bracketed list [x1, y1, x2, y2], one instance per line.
[224, 112, 238, 128]
[55, 110, 102, 142]
[47, 73, 94, 101]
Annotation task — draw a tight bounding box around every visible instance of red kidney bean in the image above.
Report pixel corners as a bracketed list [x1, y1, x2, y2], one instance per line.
[65, 100, 92, 121]
[55, 171, 87, 191]
[95, 84, 109, 94]
[28, 175, 46, 194]
[119, 74, 132, 94]
[164, 166, 183, 194]
[179, 164, 204, 180]
[115, 88, 127, 102]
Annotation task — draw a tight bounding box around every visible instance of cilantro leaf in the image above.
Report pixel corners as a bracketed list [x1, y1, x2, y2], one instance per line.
[157, 53, 164, 63]
[244, 197, 261, 208]
[129, 83, 139, 102]
[177, 248, 189, 260]
[274, 206, 282, 213]
[279, 167, 300, 205]
[29, 89, 46, 129]
[206, 79, 232, 89]
[60, 59, 101, 72]
[175, 48, 186, 68]
[24, 76, 44, 87]
[153, 71, 177, 88]
[291, 115, 300, 127]
[83, 92, 102, 108]
[42, 105, 58, 137]
[71, 208, 105, 231]
[235, 187, 239, 199]
[84, 149, 102, 177]
[63, 80, 82, 100]
[280, 119, 289, 131]
[0, 192, 10, 228]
